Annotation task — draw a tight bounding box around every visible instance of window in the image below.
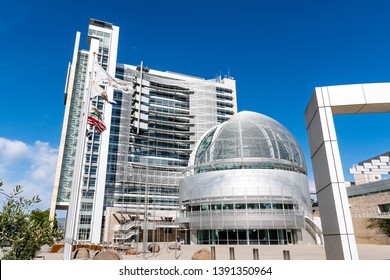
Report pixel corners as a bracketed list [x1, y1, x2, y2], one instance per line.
[247, 203, 259, 209]
[80, 202, 93, 211]
[378, 203, 390, 214]
[235, 203, 246, 210]
[79, 215, 92, 224]
[78, 228, 90, 240]
[201, 204, 209, 211]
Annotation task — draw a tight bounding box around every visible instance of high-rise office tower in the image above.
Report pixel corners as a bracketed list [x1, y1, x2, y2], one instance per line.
[50, 19, 237, 244]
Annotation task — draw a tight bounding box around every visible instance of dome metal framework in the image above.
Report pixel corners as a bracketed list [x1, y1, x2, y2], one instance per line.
[189, 111, 306, 175]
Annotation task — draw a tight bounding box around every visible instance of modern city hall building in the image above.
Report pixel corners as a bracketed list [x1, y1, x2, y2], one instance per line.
[50, 19, 237, 244]
[179, 111, 314, 245]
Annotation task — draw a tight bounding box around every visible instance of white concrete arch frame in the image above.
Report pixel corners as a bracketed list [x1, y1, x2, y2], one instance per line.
[305, 82, 390, 259]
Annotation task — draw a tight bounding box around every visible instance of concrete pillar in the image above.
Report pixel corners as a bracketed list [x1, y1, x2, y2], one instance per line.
[305, 83, 390, 259]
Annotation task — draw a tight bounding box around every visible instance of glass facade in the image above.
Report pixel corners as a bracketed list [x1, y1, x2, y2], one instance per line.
[52, 19, 237, 243]
[56, 51, 89, 204]
[105, 64, 237, 242]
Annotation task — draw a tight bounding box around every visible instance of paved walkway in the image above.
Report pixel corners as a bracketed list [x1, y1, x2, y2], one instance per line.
[36, 243, 390, 260]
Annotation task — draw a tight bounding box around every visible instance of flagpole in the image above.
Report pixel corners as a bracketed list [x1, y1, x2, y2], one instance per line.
[137, 61, 143, 134]
[63, 52, 97, 260]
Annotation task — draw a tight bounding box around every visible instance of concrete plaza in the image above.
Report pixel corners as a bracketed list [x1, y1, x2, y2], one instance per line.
[35, 243, 390, 260]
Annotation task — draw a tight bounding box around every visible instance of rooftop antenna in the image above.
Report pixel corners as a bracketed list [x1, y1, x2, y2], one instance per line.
[216, 71, 222, 82]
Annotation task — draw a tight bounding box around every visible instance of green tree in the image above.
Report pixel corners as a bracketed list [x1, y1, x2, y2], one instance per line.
[0, 181, 63, 260]
[31, 209, 59, 229]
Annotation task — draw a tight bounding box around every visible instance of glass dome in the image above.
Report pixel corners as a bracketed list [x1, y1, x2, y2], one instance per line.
[192, 111, 306, 174]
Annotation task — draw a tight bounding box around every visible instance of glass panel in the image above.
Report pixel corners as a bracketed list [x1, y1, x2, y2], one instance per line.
[222, 204, 234, 210]
[218, 230, 227, 244]
[379, 203, 390, 213]
[249, 229, 259, 244]
[242, 138, 261, 157]
[247, 203, 259, 209]
[235, 203, 246, 210]
[197, 230, 210, 245]
[211, 204, 222, 210]
[195, 128, 216, 165]
[277, 141, 290, 161]
[238, 230, 247, 244]
[260, 203, 272, 209]
[228, 229, 238, 244]
[278, 229, 287, 245]
[260, 139, 271, 158]
[269, 230, 278, 245]
[259, 230, 269, 245]
[274, 203, 283, 210]
[210, 229, 218, 245]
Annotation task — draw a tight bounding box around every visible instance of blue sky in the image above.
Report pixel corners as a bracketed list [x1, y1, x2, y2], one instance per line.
[0, 0, 389, 210]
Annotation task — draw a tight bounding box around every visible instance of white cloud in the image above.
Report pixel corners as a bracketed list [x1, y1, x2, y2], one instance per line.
[29, 141, 58, 182]
[0, 138, 58, 211]
[0, 137, 29, 161]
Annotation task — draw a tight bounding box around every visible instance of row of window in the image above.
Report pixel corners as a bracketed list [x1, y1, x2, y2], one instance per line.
[84, 166, 97, 176]
[217, 108, 235, 116]
[115, 197, 178, 206]
[217, 117, 230, 123]
[130, 147, 189, 160]
[134, 138, 190, 148]
[78, 228, 90, 241]
[150, 82, 192, 95]
[114, 185, 178, 196]
[216, 101, 234, 108]
[83, 178, 96, 188]
[150, 105, 189, 116]
[186, 202, 296, 212]
[149, 114, 191, 125]
[150, 96, 189, 110]
[86, 143, 100, 153]
[216, 93, 234, 101]
[197, 229, 292, 245]
[194, 161, 306, 175]
[130, 156, 188, 168]
[149, 123, 190, 132]
[143, 131, 191, 141]
[216, 87, 233, 94]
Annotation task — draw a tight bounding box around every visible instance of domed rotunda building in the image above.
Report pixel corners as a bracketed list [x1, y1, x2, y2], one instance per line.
[179, 111, 313, 245]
